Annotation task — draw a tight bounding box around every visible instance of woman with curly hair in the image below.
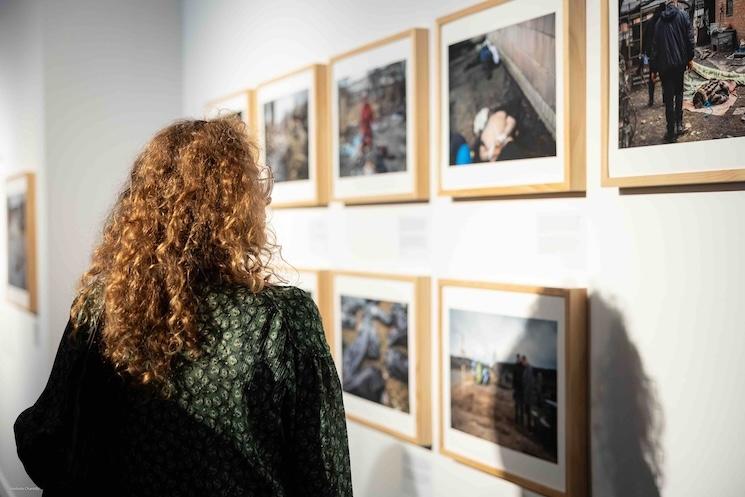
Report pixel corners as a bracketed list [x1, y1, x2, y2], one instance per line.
[13, 117, 353, 497]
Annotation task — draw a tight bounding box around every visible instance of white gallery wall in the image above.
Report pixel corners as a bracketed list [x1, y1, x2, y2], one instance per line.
[182, 1, 745, 497]
[0, 1, 46, 493]
[0, 0, 181, 495]
[0, 1, 743, 496]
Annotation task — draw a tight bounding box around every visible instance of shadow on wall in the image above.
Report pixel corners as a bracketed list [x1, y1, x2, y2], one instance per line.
[498, 293, 664, 497]
[589, 294, 664, 497]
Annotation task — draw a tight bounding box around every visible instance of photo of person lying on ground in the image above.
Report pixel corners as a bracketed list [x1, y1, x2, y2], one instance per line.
[447, 13, 558, 166]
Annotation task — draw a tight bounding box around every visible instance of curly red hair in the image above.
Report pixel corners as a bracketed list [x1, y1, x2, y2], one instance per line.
[70, 117, 278, 394]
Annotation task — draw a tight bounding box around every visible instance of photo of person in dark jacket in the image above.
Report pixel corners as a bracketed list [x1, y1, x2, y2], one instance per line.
[616, 0, 745, 148]
[650, 0, 695, 142]
[641, 4, 665, 107]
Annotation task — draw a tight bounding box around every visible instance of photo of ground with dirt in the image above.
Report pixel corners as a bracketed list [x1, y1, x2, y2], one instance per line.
[450, 364, 557, 463]
[449, 308, 558, 464]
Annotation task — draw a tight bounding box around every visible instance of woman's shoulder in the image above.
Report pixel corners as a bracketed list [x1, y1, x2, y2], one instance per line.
[261, 283, 315, 309]
[261, 284, 328, 355]
[202, 281, 320, 328]
[204, 280, 312, 305]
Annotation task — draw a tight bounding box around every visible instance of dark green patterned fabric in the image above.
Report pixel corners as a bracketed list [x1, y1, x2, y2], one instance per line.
[14, 284, 353, 497]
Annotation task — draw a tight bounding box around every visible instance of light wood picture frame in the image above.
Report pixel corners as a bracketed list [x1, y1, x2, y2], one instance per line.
[436, 0, 585, 198]
[329, 28, 429, 204]
[204, 89, 256, 130]
[255, 64, 329, 208]
[438, 279, 587, 497]
[601, 1, 745, 188]
[330, 270, 431, 445]
[5, 172, 38, 314]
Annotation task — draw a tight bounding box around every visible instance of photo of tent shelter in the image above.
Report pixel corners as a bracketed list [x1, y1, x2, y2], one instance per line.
[449, 308, 558, 463]
[263, 89, 309, 182]
[337, 60, 407, 177]
[341, 296, 409, 412]
[7, 192, 27, 290]
[448, 13, 557, 166]
[618, 0, 745, 148]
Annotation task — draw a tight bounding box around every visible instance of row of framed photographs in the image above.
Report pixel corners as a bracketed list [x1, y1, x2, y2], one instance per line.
[206, 0, 585, 207]
[207, 0, 745, 209]
[277, 268, 587, 497]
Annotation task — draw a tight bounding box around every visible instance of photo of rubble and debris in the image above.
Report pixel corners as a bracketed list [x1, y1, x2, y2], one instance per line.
[340, 296, 410, 413]
[618, 0, 745, 147]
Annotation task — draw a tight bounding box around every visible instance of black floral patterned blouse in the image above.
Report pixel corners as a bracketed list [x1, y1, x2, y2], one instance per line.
[14, 284, 353, 497]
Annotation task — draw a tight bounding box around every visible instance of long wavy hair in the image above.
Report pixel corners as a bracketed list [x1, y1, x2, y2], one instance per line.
[70, 117, 279, 395]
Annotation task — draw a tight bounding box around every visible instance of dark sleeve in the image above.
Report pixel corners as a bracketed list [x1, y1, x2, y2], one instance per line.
[642, 21, 652, 56]
[13, 318, 88, 490]
[275, 290, 353, 497]
[684, 12, 694, 62]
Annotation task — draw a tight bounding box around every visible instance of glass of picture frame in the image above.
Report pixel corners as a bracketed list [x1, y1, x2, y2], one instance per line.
[204, 89, 255, 129]
[329, 29, 429, 204]
[255, 64, 329, 208]
[602, 0, 745, 187]
[330, 271, 431, 445]
[5, 172, 38, 313]
[436, 0, 585, 198]
[438, 279, 587, 497]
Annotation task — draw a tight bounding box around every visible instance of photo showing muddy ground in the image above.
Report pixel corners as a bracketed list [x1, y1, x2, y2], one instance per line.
[449, 308, 558, 463]
[337, 60, 407, 177]
[341, 296, 409, 412]
[448, 13, 557, 166]
[263, 89, 309, 182]
[618, 0, 745, 147]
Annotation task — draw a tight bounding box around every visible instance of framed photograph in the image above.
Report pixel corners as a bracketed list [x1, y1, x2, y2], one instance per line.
[439, 280, 587, 497]
[330, 29, 429, 204]
[204, 89, 255, 128]
[271, 266, 333, 352]
[5, 172, 38, 313]
[437, 0, 585, 198]
[602, 0, 745, 187]
[330, 271, 431, 444]
[256, 64, 329, 208]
